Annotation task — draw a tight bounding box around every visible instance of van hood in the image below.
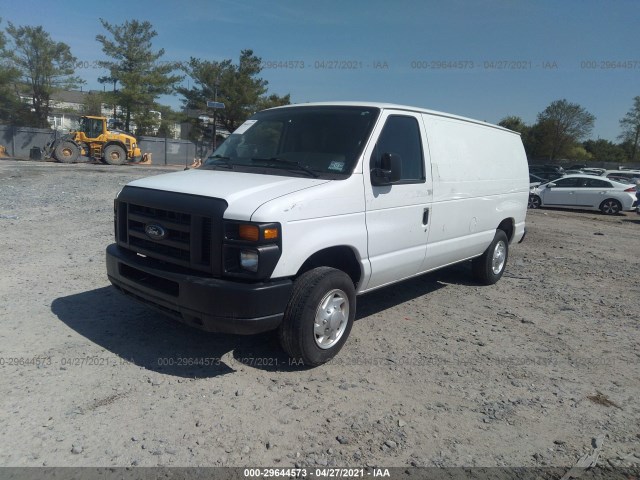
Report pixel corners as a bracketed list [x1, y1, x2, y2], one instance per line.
[127, 168, 330, 220]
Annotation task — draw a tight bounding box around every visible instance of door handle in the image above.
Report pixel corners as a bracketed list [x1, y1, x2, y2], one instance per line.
[422, 208, 429, 225]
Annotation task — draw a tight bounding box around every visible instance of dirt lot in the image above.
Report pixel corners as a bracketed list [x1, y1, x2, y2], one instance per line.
[0, 159, 638, 469]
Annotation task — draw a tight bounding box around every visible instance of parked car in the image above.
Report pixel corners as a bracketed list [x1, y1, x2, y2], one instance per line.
[528, 174, 637, 214]
[529, 173, 549, 187]
[599, 170, 640, 184]
[528, 168, 564, 181]
[529, 164, 564, 174]
[567, 164, 587, 170]
[533, 164, 564, 172]
[581, 167, 605, 176]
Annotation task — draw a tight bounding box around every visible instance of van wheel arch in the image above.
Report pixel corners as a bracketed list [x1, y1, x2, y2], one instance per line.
[497, 218, 515, 243]
[296, 246, 362, 288]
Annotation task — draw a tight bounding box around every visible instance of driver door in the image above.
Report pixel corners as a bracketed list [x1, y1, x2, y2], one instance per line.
[543, 177, 580, 206]
[363, 111, 432, 290]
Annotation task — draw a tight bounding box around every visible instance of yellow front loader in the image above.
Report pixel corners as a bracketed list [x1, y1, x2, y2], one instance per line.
[45, 116, 142, 165]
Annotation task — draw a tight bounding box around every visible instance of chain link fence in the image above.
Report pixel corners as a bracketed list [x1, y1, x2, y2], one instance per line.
[0, 125, 207, 166]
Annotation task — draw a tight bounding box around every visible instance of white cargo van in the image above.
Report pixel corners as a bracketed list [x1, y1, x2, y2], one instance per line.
[106, 102, 528, 366]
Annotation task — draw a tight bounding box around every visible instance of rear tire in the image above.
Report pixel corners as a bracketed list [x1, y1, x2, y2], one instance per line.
[472, 230, 509, 285]
[278, 267, 355, 367]
[53, 141, 80, 163]
[103, 144, 127, 165]
[600, 199, 621, 215]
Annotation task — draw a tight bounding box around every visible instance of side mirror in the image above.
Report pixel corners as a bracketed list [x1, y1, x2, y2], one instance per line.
[371, 152, 402, 186]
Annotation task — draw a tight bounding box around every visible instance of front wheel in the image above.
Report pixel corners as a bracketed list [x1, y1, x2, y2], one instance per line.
[103, 144, 127, 165]
[278, 267, 355, 367]
[528, 194, 541, 209]
[472, 230, 509, 285]
[600, 199, 621, 215]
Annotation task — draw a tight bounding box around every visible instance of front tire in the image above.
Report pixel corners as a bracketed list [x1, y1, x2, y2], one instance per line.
[472, 230, 509, 285]
[278, 267, 355, 367]
[53, 141, 80, 163]
[600, 199, 621, 215]
[103, 144, 127, 165]
[528, 194, 541, 209]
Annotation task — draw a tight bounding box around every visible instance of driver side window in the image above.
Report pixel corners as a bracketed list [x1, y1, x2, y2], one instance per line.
[554, 177, 580, 188]
[372, 115, 425, 183]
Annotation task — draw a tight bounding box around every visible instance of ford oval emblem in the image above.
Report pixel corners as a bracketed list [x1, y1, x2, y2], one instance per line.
[145, 223, 167, 240]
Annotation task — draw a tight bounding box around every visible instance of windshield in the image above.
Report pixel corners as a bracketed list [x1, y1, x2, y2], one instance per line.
[203, 106, 380, 179]
[77, 117, 103, 137]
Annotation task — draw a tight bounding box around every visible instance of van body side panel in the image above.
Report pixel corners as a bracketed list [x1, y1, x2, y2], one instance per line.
[420, 115, 528, 272]
[250, 174, 369, 281]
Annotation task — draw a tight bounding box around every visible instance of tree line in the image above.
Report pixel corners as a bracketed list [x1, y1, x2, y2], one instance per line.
[498, 98, 640, 163]
[0, 17, 639, 162]
[0, 17, 289, 139]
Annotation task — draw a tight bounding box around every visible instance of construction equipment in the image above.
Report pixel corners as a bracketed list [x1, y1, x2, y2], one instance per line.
[44, 116, 141, 165]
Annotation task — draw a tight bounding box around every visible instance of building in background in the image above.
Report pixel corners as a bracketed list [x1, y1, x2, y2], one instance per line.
[17, 89, 180, 138]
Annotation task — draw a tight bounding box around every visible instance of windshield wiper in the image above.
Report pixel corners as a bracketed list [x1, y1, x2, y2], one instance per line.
[251, 157, 319, 178]
[204, 155, 234, 169]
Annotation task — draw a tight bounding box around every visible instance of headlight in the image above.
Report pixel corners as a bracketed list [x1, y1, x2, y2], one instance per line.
[240, 250, 259, 272]
[223, 221, 282, 279]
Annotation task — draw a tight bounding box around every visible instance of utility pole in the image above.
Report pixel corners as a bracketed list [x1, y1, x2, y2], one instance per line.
[112, 78, 117, 120]
[213, 83, 218, 150]
[207, 85, 225, 153]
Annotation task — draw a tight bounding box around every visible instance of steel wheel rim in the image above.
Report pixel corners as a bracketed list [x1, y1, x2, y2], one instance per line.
[492, 241, 506, 275]
[314, 289, 349, 349]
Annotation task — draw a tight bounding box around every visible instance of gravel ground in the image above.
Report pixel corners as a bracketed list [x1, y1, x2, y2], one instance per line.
[0, 160, 638, 469]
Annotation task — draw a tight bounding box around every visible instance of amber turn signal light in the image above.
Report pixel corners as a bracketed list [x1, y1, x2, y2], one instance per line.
[238, 224, 260, 242]
[263, 228, 279, 240]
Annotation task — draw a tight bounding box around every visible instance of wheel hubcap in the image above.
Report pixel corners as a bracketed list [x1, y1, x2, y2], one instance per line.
[492, 241, 506, 275]
[62, 148, 72, 157]
[604, 201, 618, 214]
[314, 289, 349, 349]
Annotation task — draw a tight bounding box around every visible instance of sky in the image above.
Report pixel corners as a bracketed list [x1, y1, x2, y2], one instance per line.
[1, 0, 639, 141]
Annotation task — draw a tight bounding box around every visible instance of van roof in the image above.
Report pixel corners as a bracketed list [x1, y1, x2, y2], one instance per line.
[267, 101, 519, 135]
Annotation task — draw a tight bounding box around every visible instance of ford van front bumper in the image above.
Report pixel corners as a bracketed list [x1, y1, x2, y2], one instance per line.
[106, 244, 292, 334]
